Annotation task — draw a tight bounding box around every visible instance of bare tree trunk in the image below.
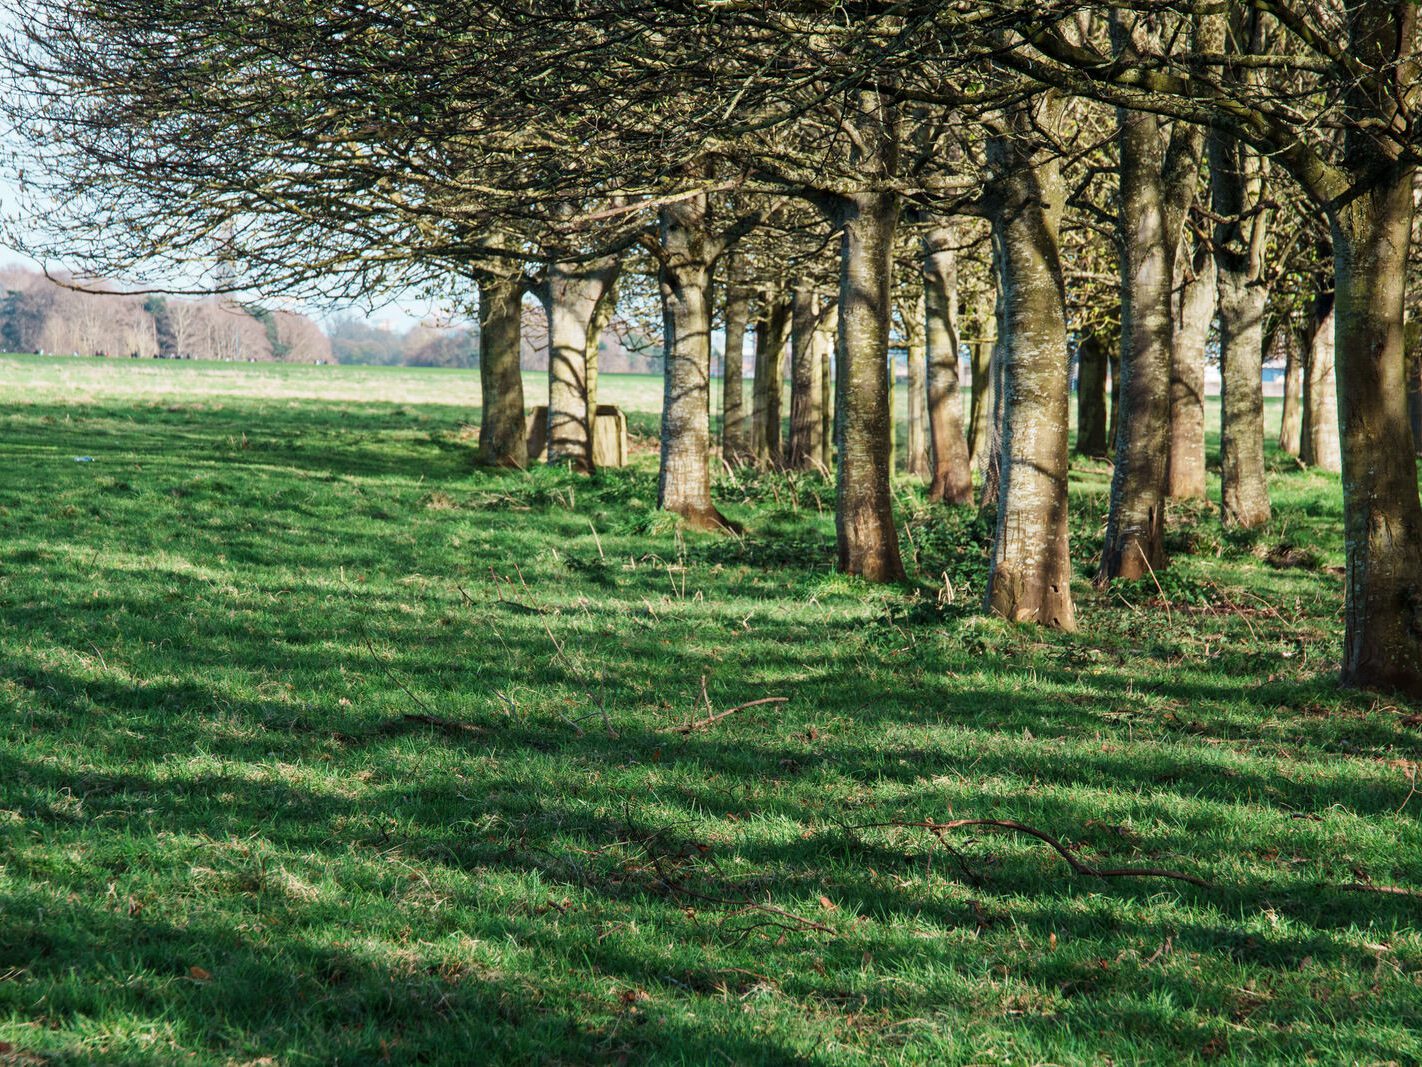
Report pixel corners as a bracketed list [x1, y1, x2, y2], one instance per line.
[1406, 320, 1422, 455]
[1099, 102, 1174, 581]
[819, 302, 836, 472]
[1211, 129, 1271, 528]
[752, 289, 789, 468]
[477, 275, 528, 468]
[1331, 173, 1422, 693]
[544, 255, 619, 472]
[657, 194, 728, 530]
[983, 98, 1075, 629]
[967, 287, 997, 469]
[978, 274, 1008, 514]
[585, 279, 616, 415]
[1278, 322, 1303, 456]
[1166, 243, 1215, 498]
[833, 186, 906, 581]
[902, 291, 928, 478]
[1075, 332, 1109, 457]
[1301, 290, 1341, 473]
[923, 226, 972, 503]
[721, 260, 751, 463]
[787, 287, 826, 471]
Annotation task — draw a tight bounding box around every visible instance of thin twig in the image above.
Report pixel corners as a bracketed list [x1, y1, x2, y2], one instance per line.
[663, 696, 790, 735]
[851, 817, 1212, 887]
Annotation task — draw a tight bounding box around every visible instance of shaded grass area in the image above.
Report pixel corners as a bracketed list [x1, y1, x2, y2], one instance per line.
[0, 362, 1419, 1065]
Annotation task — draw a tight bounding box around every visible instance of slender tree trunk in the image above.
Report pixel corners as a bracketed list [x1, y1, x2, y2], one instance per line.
[967, 288, 997, 469]
[656, 195, 728, 530]
[833, 188, 906, 581]
[788, 287, 826, 471]
[544, 256, 619, 472]
[1075, 332, 1109, 457]
[477, 275, 528, 468]
[721, 261, 751, 463]
[979, 257, 1007, 512]
[983, 98, 1076, 629]
[1107, 344, 1121, 448]
[585, 279, 616, 415]
[923, 227, 972, 503]
[819, 302, 836, 472]
[1279, 322, 1303, 456]
[1410, 335, 1422, 458]
[752, 289, 789, 468]
[1166, 245, 1215, 498]
[1331, 174, 1422, 693]
[1211, 129, 1271, 528]
[1099, 103, 1174, 581]
[1301, 290, 1341, 473]
[903, 292, 928, 478]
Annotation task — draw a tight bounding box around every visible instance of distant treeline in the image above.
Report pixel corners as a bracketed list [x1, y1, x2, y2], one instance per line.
[0, 265, 664, 371]
[0, 266, 331, 362]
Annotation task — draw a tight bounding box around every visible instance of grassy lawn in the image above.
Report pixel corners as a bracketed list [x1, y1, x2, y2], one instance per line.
[0, 354, 1418, 1065]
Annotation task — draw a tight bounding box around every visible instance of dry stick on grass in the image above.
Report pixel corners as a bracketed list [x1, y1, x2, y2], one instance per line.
[852, 818, 1213, 888]
[664, 696, 790, 735]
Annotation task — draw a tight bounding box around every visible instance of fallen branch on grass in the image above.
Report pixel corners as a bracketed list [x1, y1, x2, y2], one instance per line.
[664, 696, 789, 735]
[850, 817, 1213, 888]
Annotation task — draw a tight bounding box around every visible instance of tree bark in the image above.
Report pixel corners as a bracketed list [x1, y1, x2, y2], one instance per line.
[544, 255, 619, 472]
[967, 287, 997, 469]
[819, 302, 836, 472]
[1300, 289, 1341, 473]
[1099, 102, 1174, 581]
[787, 287, 827, 472]
[656, 194, 729, 530]
[922, 227, 973, 503]
[833, 187, 906, 581]
[1075, 332, 1109, 457]
[903, 291, 928, 479]
[983, 98, 1076, 629]
[1278, 322, 1303, 456]
[477, 274, 528, 468]
[1330, 172, 1422, 694]
[721, 260, 751, 464]
[1166, 243, 1215, 499]
[1211, 129, 1271, 528]
[751, 289, 789, 468]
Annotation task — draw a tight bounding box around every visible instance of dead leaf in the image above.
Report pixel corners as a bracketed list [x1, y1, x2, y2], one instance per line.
[818, 895, 838, 912]
[188, 965, 212, 981]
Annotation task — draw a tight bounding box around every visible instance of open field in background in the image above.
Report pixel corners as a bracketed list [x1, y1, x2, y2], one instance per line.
[0, 354, 1418, 1064]
[0, 352, 1278, 451]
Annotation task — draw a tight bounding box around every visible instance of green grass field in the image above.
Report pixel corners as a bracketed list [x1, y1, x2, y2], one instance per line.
[1, 354, 1419, 1065]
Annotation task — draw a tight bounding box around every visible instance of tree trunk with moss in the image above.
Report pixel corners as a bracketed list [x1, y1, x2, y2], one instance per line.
[656, 193, 729, 530]
[1211, 129, 1271, 528]
[982, 98, 1075, 629]
[1099, 102, 1174, 581]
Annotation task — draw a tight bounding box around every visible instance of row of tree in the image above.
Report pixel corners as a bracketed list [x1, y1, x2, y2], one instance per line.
[5, 2, 1422, 694]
